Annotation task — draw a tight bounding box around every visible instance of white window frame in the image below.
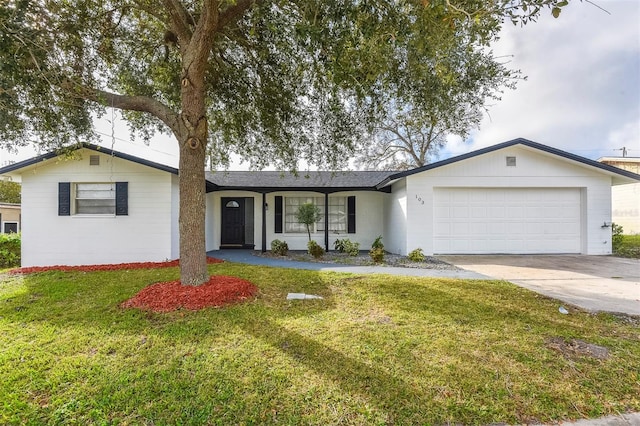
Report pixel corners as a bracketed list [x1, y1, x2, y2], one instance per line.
[73, 183, 116, 216]
[284, 196, 347, 234]
[2, 221, 19, 233]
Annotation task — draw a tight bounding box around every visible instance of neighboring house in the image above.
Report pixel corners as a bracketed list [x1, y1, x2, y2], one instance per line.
[597, 157, 640, 234]
[0, 138, 638, 267]
[0, 203, 21, 234]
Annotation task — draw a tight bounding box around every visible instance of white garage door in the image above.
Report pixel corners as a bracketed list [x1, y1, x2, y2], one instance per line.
[433, 188, 581, 254]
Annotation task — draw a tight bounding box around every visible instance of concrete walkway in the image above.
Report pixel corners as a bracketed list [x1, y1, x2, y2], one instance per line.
[531, 412, 640, 426]
[207, 249, 488, 280]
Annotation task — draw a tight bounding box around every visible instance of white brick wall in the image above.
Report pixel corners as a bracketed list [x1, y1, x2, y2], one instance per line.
[20, 149, 175, 266]
[404, 146, 615, 255]
[383, 180, 407, 255]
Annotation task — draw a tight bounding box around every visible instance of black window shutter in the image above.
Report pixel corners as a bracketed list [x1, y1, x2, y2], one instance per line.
[58, 182, 71, 216]
[274, 196, 283, 233]
[347, 196, 356, 234]
[115, 182, 128, 216]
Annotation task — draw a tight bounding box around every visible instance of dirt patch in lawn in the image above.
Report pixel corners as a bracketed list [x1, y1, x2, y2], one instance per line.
[121, 275, 258, 312]
[546, 337, 610, 360]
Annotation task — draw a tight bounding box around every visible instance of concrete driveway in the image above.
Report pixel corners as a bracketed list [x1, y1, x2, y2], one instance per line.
[438, 255, 640, 316]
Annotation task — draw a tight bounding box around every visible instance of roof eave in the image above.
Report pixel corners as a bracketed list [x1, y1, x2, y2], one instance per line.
[386, 138, 640, 183]
[208, 185, 391, 193]
[0, 143, 179, 176]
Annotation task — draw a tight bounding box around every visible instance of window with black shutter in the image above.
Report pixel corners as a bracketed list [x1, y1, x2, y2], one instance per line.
[347, 196, 356, 233]
[274, 196, 283, 233]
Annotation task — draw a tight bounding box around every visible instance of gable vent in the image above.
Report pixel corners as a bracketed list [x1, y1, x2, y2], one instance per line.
[89, 155, 100, 166]
[506, 156, 516, 167]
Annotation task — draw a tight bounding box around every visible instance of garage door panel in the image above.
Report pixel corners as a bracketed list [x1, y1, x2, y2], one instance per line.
[470, 206, 487, 218]
[488, 206, 505, 218]
[434, 188, 581, 254]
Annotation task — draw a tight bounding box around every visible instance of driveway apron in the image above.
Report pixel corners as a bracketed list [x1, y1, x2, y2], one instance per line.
[438, 255, 640, 316]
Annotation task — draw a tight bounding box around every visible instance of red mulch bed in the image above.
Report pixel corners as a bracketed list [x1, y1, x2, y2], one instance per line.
[120, 276, 258, 312]
[8, 257, 256, 312]
[9, 257, 223, 275]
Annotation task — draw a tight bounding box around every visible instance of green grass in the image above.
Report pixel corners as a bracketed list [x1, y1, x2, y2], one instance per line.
[1, 263, 639, 425]
[614, 234, 640, 258]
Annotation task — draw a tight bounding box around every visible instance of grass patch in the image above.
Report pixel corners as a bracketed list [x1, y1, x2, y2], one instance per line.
[614, 234, 640, 258]
[1, 263, 639, 425]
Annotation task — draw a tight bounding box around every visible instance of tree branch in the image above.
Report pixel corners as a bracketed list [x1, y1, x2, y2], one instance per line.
[162, 0, 195, 44]
[184, 0, 219, 77]
[73, 84, 180, 135]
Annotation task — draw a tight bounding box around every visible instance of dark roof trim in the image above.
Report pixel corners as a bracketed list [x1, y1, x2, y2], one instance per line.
[0, 143, 179, 176]
[376, 137, 640, 189]
[208, 186, 391, 194]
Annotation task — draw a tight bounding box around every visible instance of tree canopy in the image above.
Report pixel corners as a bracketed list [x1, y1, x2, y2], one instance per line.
[0, 180, 21, 204]
[0, 0, 571, 284]
[295, 202, 321, 241]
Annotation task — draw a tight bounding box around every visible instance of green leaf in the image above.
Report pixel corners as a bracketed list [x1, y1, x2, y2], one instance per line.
[552, 7, 561, 18]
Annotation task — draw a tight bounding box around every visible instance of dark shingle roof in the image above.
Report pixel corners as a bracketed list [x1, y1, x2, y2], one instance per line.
[205, 170, 396, 192]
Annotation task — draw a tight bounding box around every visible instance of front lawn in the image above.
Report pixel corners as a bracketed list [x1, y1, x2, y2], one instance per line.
[1, 263, 639, 425]
[614, 234, 640, 258]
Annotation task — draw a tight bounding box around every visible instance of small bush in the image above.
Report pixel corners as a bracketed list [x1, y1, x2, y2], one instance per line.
[369, 247, 385, 263]
[344, 240, 360, 256]
[334, 238, 360, 256]
[0, 232, 21, 268]
[612, 223, 624, 251]
[371, 235, 384, 250]
[408, 248, 425, 262]
[369, 235, 385, 263]
[270, 239, 289, 256]
[307, 240, 325, 258]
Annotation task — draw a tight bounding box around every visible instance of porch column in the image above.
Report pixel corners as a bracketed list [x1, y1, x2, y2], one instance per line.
[324, 192, 329, 252]
[261, 192, 267, 252]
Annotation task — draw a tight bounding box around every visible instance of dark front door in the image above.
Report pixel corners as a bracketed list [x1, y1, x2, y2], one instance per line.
[221, 198, 245, 246]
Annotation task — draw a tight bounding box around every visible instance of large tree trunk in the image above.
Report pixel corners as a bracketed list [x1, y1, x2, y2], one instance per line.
[178, 133, 208, 285]
[173, 0, 219, 285]
[177, 73, 209, 285]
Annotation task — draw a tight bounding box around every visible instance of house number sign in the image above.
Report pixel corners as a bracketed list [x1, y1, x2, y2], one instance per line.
[415, 194, 425, 205]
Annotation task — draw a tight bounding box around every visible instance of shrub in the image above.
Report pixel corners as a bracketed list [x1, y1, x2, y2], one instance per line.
[343, 240, 360, 256]
[307, 240, 325, 258]
[270, 239, 289, 256]
[408, 248, 425, 262]
[371, 235, 384, 250]
[0, 232, 21, 268]
[369, 247, 385, 263]
[612, 223, 624, 252]
[369, 235, 385, 263]
[334, 238, 360, 256]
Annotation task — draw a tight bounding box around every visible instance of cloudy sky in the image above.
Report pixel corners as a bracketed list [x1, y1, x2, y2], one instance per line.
[1, 0, 638, 168]
[447, 0, 640, 161]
